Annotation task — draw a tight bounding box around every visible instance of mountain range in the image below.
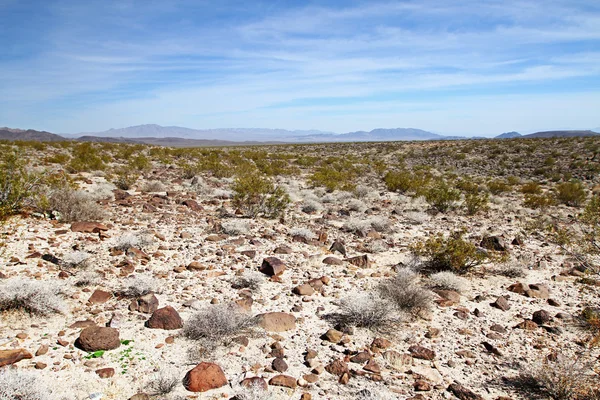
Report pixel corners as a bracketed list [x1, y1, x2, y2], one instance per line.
[1, 124, 599, 145]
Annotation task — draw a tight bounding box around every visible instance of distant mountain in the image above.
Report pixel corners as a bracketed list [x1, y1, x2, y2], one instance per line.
[132, 137, 287, 147]
[290, 127, 445, 142]
[592, 127, 600, 133]
[495, 131, 522, 139]
[522, 130, 599, 139]
[0, 128, 65, 142]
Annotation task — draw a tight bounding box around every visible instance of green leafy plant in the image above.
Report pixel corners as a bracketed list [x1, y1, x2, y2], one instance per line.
[0, 151, 42, 219]
[555, 180, 586, 207]
[232, 173, 290, 218]
[424, 180, 461, 213]
[464, 192, 489, 215]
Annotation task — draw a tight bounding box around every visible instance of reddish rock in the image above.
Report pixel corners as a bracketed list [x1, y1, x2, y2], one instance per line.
[532, 310, 552, 325]
[447, 382, 484, 400]
[75, 327, 120, 352]
[293, 284, 315, 296]
[70, 222, 108, 233]
[257, 312, 296, 332]
[322, 256, 343, 265]
[146, 306, 183, 330]
[414, 380, 432, 391]
[269, 375, 297, 388]
[329, 240, 347, 257]
[408, 345, 436, 360]
[96, 367, 115, 378]
[129, 293, 159, 314]
[0, 349, 33, 367]
[259, 257, 286, 276]
[187, 261, 207, 271]
[492, 296, 510, 311]
[371, 337, 392, 350]
[240, 377, 267, 390]
[325, 359, 349, 376]
[272, 357, 289, 372]
[183, 362, 227, 392]
[88, 289, 112, 305]
[182, 199, 203, 212]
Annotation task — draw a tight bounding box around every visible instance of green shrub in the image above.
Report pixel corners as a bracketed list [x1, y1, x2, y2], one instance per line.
[520, 181, 542, 194]
[384, 170, 415, 193]
[129, 154, 151, 172]
[112, 168, 138, 190]
[0, 151, 41, 219]
[67, 142, 105, 172]
[410, 232, 489, 274]
[309, 164, 356, 192]
[555, 180, 586, 207]
[232, 173, 290, 218]
[523, 193, 555, 210]
[487, 179, 510, 195]
[424, 180, 460, 212]
[464, 192, 489, 216]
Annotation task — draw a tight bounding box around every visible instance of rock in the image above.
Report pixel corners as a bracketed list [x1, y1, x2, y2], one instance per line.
[363, 360, 381, 373]
[345, 254, 369, 268]
[129, 293, 159, 314]
[371, 337, 392, 350]
[96, 367, 115, 378]
[129, 395, 150, 400]
[76, 327, 120, 352]
[350, 351, 371, 363]
[323, 329, 343, 343]
[183, 362, 227, 392]
[272, 357, 289, 372]
[507, 282, 529, 294]
[293, 284, 315, 296]
[447, 382, 484, 400]
[329, 240, 346, 257]
[433, 289, 461, 304]
[527, 283, 550, 299]
[414, 380, 432, 391]
[257, 312, 296, 332]
[408, 345, 435, 360]
[146, 306, 183, 330]
[36, 345, 49, 356]
[383, 350, 412, 371]
[322, 256, 343, 265]
[88, 289, 112, 305]
[492, 296, 510, 311]
[70, 222, 109, 233]
[182, 199, 203, 212]
[480, 236, 507, 252]
[482, 342, 502, 356]
[515, 320, 539, 330]
[259, 257, 286, 276]
[269, 375, 297, 388]
[187, 261, 207, 271]
[0, 349, 33, 367]
[69, 320, 97, 329]
[532, 310, 552, 325]
[490, 324, 506, 333]
[325, 359, 349, 376]
[240, 377, 268, 390]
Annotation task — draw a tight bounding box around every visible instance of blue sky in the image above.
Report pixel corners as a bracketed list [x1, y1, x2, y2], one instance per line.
[0, 0, 599, 136]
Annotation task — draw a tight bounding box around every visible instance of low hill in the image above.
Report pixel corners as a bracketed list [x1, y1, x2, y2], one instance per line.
[523, 130, 599, 138]
[495, 131, 522, 139]
[0, 128, 65, 142]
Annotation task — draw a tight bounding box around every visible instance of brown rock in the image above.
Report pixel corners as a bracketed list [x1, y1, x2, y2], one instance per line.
[129, 293, 159, 314]
[76, 327, 120, 352]
[434, 289, 461, 304]
[492, 296, 510, 311]
[272, 357, 289, 372]
[35, 362, 47, 369]
[88, 289, 112, 304]
[447, 382, 484, 400]
[350, 351, 371, 363]
[293, 284, 315, 296]
[269, 375, 297, 388]
[146, 306, 183, 330]
[363, 360, 381, 373]
[526, 283, 550, 299]
[182, 199, 203, 212]
[324, 328, 343, 343]
[0, 349, 33, 367]
[532, 310, 552, 325]
[329, 240, 347, 257]
[240, 377, 268, 390]
[322, 256, 343, 265]
[186, 261, 207, 271]
[183, 362, 228, 392]
[260, 257, 286, 276]
[325, 359, 349, 376]
[35, 344, 49, 356]
[371, 337, 392, 350]
[480, 236, 507, 252]
[69, 320, 97, 329]
[414, 380, 432, 391]
[345, 254, 369, 268]
[516, 320, 539, 330]
[96, 367, 115, 378]
[257, 312, 296, 332]
[408, 345, 435, 360]
[70, 222, 108, 233]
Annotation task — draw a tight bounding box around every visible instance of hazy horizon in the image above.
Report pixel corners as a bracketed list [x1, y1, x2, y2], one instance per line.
[1, 1, 599, 135]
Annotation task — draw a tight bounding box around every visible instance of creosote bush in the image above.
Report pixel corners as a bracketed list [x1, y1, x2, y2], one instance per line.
[424, 180, 460, 212]
[555, 180, 586, 207]
[410, 232, 489, 274]
[464, 192, 489, 215]
[0, 151, 41, 219]
[232, 173, 290, 218]
[378, 268, 433, 317]
[326, 293, 400, 331]
[0, 279, 67, 315]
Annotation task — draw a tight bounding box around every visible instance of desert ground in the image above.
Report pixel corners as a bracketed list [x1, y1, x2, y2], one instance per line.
[1, 137, 599, 400]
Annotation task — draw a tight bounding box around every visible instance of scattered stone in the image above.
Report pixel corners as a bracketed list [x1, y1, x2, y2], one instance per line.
[88, 289, 112, 305]
[447, 382, 484, 400]
[480, 236, 507, 252]
[259, 257, 286, 276]
[269, 375, 297, 388]
[96, 367, 115, 378]
[325, 359, 349, 376]
[70, 222, 108, 233]
[323, 329, 343, 343]
[293, 284, 315, 296]
[146, 306, 183, 330]
[329, 241, 346, 257]
[257, 312, 296, 332]
[129, 293, 159, 314]
[345, 254, 369, 268]
[408, 345, 435, 360]
[272, 357, 289, 372]
[532, 310, 552, 325]
[322, 256, 343, 265]
[0, 349, 33, 367]
[482, 342, 502, 356]
[492, 296, 510, 311]
[183, 362, 228, 392]
[240, 377, 268, 390]
[75, 327, 120, 352]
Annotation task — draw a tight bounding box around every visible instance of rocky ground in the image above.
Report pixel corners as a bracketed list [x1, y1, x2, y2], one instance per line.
[1, 140, 599, 400]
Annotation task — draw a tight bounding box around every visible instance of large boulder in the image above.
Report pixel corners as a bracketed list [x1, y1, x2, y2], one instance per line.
[146, 306, 183, 330]
[183, 362, 227, 392]
[75, 327, 120, 352]
[256, 312, 296, 332]
[259, 257, 286, 276]
[0, 349, 33, 367]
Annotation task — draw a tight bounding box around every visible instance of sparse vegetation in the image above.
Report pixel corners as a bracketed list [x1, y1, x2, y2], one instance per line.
[232, 173, 290, 218]
[0, 279, 66, 315]
[378, 268, 433, 317]
[326, 293, 400, 331]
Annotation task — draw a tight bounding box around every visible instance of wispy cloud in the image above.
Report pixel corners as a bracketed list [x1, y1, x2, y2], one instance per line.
[0, 0, 598, 134]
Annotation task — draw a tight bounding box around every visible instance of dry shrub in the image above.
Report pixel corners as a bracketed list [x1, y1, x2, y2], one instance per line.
[141, 180, 166, 193]
[221, 219, 251, 235]
[0, 279, 67, 315]
[0, 369, 52, 400]
[114, 231, 153, 251]
[289, 227, 315, 240]
[231, 273, 262, 291]
[378, 268, 433, 317]
[326, 293, 400, 331]
[429, 271, 467, 292]
[148, 369, 178, 396]
[48, 189, 104, 222]
[119, 274, 158, 297]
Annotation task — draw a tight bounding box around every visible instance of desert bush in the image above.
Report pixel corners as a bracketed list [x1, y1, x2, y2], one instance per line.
[148, 369, 178, 396]
[0, 369, 52, 400]
[61, 251, 91, 269]
[326, 293, 400, 331]
[403, 211, 430, 225]
[89, 182, 116, 201]
[47, 189, 104, 222]
[129, 154, 151, 171]
[354, 185, 371, 198]
[119, 274, 158, 297]
[289, 227, 315, 240]
[555, 180, 586, 207]
[523, 193, 556, 210]
[114, 231, 153, 251]
[369, 216, 393, 232]
[140, 180, 166, 193]
[309, 162, 358, 192]
[384, 169, 416, 193]
[0, 151, 41, 219]
[520, 181, 542, 195]
[232, 173, 290, 218]
[0, 279, 66, 315]
[75, 271, 102, 287]
[378, 268, 433, 316]
[347, 198, 367, 212]
[343, 217, 372, 235]
[183, 304, 256, 350]
[495, 263, 527, 278]
[231, 273, 262, 291]
[464, 192, 489, 215]
[424, 180, 460, 212]
[301, 199, 322, 213]
[429, 271, 467, 292]
[354, 389, 398, 400]
[487, 179, 510, 195]
[67, 142, 105, 172]
[221, 219, 251, 235]
[511, 355, 599, 400]
[410, 232, 489, 274]
[112, 167, 138, 190]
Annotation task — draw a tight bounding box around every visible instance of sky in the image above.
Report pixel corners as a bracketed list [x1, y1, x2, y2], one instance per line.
[0, 0, 599, 136]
